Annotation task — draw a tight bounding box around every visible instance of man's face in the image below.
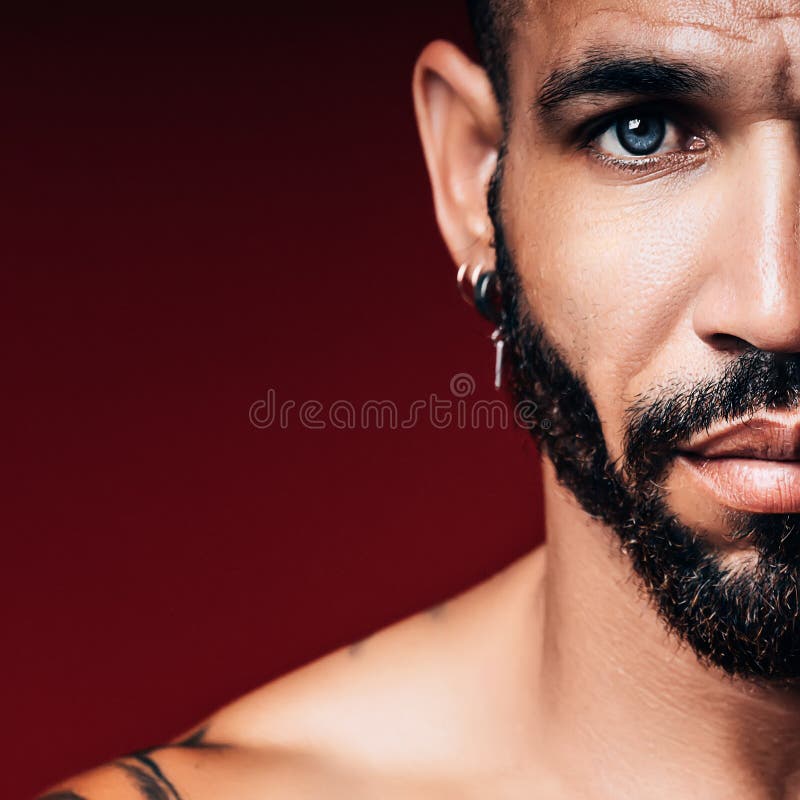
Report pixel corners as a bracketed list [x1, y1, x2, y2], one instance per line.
[497, 0, 800, 681]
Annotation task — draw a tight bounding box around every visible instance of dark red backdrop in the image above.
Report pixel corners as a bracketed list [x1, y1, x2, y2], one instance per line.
[1, 4, 544, 797]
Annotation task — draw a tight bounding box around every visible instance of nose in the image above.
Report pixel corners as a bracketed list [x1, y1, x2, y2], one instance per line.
[693, 121, 800, 353]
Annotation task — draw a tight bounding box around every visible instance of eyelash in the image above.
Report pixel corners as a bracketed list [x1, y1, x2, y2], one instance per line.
[590, 149, 673, 174]
[578, 105, 708, 174]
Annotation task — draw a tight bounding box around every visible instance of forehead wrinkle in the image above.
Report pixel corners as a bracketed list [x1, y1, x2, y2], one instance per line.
[744, 4, 800, 21]
[723, 0, 800, 19]
[527, 2, 800, 44]
[572, 7, 758, 43]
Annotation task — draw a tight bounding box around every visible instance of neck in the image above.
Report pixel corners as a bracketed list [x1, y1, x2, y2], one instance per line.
[534, 454, 800, 799]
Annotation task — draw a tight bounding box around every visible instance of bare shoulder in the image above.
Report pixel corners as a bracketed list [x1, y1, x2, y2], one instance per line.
[208, 548, 546, 769]
[33, 725, 475, 800]
[35, 727, 351, 800]
[36, 728, 224, 800]
[38, 549, 547, 800]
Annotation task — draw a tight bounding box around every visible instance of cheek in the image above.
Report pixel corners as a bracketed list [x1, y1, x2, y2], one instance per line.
[506, 157, 712, 460]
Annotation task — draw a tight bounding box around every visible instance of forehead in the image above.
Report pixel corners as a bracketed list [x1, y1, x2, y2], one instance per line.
[519, 0, 800, 105]
[528, 0, 800, 38]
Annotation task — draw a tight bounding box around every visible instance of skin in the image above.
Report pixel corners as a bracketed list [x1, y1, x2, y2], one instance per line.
[39, 1, 800, 797]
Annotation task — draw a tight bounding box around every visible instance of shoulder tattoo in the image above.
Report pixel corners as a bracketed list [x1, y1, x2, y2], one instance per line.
[39, 727, 227, 800]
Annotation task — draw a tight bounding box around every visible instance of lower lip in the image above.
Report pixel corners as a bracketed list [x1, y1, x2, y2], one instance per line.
[677, 454, 800, 513]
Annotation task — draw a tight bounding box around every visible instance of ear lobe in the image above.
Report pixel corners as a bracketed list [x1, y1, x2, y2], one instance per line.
[412, 39, 503, 270]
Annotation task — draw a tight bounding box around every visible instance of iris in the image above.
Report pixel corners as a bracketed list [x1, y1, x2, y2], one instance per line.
[616, 114, 666, 155]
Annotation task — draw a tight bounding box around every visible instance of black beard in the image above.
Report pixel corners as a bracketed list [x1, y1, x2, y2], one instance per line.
[488, 144, 800, 684]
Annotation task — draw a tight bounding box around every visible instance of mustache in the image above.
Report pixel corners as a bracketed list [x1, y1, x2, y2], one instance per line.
[623, 349, 800, 486]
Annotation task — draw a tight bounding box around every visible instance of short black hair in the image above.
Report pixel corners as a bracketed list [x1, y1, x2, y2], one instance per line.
[465, 0, 521, 124]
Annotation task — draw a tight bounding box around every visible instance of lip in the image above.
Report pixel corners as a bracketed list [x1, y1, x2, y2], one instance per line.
[676, 413, 800, 513]
[680, 414, 800, 461]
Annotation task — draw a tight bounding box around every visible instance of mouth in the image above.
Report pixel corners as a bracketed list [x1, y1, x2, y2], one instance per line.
[676, 413, 800, 514]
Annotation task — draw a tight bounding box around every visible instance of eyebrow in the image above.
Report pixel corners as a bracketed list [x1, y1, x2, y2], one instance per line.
[534, 49, 726, 125]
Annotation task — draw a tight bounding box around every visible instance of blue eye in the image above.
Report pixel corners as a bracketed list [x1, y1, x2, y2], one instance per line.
[593, 111, 681, 159]
[615, 114, 666, 155]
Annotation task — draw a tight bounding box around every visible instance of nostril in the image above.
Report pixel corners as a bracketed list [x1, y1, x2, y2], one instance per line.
[708, 333, 751, 353]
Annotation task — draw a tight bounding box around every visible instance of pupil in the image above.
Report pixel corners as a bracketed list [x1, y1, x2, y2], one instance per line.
[616, 114, 666, 155]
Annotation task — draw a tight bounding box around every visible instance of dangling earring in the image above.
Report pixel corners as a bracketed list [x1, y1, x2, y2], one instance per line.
[456, 263, 505, 390]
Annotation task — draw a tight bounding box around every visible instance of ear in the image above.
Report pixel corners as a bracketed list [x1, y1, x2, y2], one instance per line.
[412, 39, 503, 271]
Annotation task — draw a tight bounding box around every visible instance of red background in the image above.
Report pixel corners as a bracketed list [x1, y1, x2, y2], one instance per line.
[2, 4, 544, 797]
